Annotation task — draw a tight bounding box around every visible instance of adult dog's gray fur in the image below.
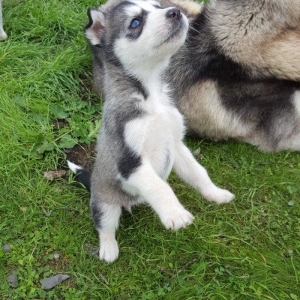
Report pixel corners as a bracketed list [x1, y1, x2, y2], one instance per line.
[90, 0, 300, 152]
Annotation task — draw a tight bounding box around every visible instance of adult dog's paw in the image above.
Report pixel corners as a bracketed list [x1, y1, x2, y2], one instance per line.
[161, 206, 195, 231]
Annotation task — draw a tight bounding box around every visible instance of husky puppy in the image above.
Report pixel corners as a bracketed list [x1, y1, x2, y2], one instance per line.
[76, 0, 234, 263]
[90, 0, 300, 152]
[0, 0, 7, 41]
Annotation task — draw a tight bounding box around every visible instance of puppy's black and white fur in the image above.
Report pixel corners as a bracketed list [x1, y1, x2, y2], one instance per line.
[70, 0, 234, 263]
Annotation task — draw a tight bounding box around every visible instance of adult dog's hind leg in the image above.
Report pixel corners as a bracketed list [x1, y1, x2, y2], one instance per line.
[91, 199, 121, 263]
[173, 142, 235, 204]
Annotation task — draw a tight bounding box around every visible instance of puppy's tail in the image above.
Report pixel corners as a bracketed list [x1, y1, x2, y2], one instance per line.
[67, 160, 91, 192]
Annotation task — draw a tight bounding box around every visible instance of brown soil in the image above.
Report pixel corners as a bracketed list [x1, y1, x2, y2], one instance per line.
[65, 143, 96, 171]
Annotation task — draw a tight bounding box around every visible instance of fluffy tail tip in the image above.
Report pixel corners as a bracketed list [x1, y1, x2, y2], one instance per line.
[67, 160, 83, 174]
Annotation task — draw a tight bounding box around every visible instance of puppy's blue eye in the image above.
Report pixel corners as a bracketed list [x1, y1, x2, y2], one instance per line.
[130, 18, 141, 28]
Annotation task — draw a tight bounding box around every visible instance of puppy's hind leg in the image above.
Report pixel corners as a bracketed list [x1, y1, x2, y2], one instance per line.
[173, 142, 235, 204]
[91, 197, 121, 263]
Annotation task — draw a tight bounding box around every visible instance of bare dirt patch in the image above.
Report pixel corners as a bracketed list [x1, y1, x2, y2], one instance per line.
[65, 143, 96, 171]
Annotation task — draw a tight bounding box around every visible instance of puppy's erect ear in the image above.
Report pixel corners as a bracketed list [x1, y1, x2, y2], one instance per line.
[85, 9, 106, 46]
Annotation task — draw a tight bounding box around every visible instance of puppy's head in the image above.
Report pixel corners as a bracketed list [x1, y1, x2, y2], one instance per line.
[85, 0, 188, 74]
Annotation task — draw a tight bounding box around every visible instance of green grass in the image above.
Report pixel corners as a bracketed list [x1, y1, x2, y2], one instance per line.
[0, 0, 300, 299]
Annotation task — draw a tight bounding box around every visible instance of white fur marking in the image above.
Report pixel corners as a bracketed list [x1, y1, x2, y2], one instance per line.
[173, 142, 235, 204]
[125, 163, 195, 230]
[294, 91, 300, 116]
[67, 160, 82, 174]
[99, 233, 119, 263]
[98, 203, 121, 263]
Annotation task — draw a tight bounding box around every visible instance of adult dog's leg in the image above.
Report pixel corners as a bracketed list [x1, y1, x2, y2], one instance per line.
[173, 142, 235, 204]
[91, 200, 122, 263]
[0, 0, 7, 41]
[125, 164, 194, 230]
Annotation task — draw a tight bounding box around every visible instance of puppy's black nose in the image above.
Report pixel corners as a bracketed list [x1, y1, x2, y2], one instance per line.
[166, 8, 181, 20]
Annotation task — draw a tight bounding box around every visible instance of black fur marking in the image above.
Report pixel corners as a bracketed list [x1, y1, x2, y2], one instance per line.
[103, 104, 145, 180]
[115, 108, 144, 179]
[187, 13, 247, 82]
[91, 201, 103, 229]
[115, 107, 144, 137]
[218, 80, 298, 117]
[76, 169, 91, 192]
[128, 75, 149, 99]
[117, 147, 142, 179]
[90, 45, 104, 69]
[85, 9, 97, 32]
[219, 79, 300, 147]
[104, 40, 123, 67]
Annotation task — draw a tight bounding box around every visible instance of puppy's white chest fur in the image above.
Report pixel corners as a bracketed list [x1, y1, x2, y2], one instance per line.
[124, 85, 185, 180]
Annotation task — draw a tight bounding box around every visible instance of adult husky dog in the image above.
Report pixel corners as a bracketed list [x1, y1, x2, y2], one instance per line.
[90, 0, 300, 152]
[69, 0, 234, 263]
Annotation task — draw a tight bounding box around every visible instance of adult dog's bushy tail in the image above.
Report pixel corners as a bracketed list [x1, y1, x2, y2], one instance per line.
[67, 161, 91, 192]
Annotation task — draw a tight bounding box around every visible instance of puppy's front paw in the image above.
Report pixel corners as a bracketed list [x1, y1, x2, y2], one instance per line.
[161, 206, 195, 231]
[99, 236, 119, 263]
[204, 186, 235, 204]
